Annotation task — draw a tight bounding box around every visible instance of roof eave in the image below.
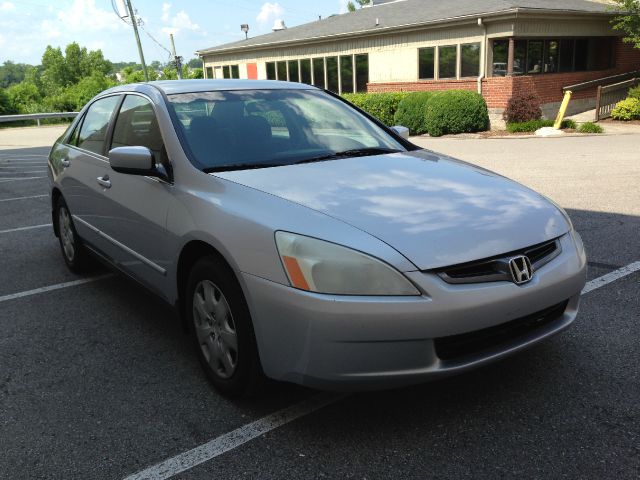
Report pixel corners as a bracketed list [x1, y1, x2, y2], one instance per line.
[197, 7, 616, 58]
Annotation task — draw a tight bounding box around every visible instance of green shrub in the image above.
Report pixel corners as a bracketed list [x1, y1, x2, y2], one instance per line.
[506, 119, 575, 133]
[424, 90, 489, 137]
[393, 92, 435, 135]
[611, 97, 640, 121]
[342, 92, 409, 126]
[0, 88, 16, 115]
[578, 122, 604, 134]
[628, 86, 640, 100]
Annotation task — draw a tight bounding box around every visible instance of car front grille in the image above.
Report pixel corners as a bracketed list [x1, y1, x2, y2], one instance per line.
[434, 300, 569, 362]
[435, 238, 561, 285]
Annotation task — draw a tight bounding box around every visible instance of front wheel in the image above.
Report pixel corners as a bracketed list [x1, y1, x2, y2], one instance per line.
[186, 256, 264, 397]
[55, 197, 93, 273]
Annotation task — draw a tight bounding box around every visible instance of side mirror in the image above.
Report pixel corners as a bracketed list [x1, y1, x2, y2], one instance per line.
[391, 125, 410, 140]
[108, 146, 156, 176]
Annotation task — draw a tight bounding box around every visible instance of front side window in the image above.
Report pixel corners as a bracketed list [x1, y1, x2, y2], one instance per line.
[527, 40, 544, 74]
[438, 45, 457, 79]
[288, 60, 299, 82]
[340, 56, 354, 94]
[277, 62, 287, 81]
[355, 54, 369, 92]
[461, 43, 480, 77]
[111, 95, 167, 168]
[76, 95, 120, 155]
[168, 89, 406, 172]
[326, 57, 339, 93]
[492, 40, 508, 77]
[300, 59, 312, 84]
[266, 62, 276, 80]
[418, 47, 435, 80]
[312, 58, 325, 88]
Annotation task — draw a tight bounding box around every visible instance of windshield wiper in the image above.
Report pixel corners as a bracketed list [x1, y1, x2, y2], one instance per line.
[294, 147, 401, 165]
[203, 162, 286, 173]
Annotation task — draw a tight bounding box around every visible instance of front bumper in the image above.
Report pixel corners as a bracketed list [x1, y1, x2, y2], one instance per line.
[243, 232, 587, 391]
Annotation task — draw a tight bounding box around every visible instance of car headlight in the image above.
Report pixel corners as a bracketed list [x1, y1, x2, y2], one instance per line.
[275, 231, 420, 296]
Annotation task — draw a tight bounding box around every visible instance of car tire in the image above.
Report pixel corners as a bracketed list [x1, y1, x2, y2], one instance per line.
[55, 196, 94, 273]
[186, 255, 264, 397]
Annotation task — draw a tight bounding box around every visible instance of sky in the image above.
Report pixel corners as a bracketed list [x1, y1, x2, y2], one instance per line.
[0, 0, 353, 65]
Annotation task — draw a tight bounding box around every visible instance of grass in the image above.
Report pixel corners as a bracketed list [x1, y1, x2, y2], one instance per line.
[578, 122, 604, 134]
[506, 119, 576, 133]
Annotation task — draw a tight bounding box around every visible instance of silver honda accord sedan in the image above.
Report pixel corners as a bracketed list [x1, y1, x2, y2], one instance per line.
[48, 80, 587, 396]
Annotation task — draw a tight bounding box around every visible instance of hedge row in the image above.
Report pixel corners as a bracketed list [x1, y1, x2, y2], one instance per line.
[611, 97, 640, 121]
[342, 92, 409, 126]
[343, 90, 490, 137]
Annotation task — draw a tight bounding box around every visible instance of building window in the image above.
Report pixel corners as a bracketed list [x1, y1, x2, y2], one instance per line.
[276, 61, 287, 80]
[491, 40, 508, 77]
[355, 54, 369, 92]
[205, 67, 213, 79]
[418, 47, 435, 79]
[438, 45, 457, 79]
[326, 57, 339, 93]
[222, 65, 240, 79]
[340, 56, 354, 93]
[461, 43, 480, 77]
[544, 40, 559, 73]
[559, 39, 575, 72]
[312, 58, 325, 88]
[266, 62, 276, 80]
[300, 59, 312, 84]
[527, 40, 544, 74]
[288, 60, 299, 82]
[492, 37, 615, 76]
[514, 40, 527, 76]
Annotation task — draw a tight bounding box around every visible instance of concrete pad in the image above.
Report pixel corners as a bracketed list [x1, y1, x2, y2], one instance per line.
[0, 125, 68, 150]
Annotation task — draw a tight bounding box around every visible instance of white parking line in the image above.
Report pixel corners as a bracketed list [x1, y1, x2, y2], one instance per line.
[0, 223, 51, 234]
[122, 392, 346, 480]
[0, 176, 46, 182]
[121, 259, 640, 480]
[0, 171, 47, 174]
[0, 194, 48, 202]
[581, 261, 640, 294]
[0, 154, 48, 158]
[0, 275, 113, 304]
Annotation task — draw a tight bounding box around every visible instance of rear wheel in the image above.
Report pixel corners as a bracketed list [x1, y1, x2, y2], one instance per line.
[186, 256, 264, 397]
[55, 197, 93, 273]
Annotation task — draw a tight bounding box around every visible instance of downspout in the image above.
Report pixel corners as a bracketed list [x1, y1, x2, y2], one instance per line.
[477, 17, 487, 94]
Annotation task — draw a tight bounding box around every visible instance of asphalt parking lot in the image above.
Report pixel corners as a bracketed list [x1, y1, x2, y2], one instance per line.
[1, 129, 639, 479]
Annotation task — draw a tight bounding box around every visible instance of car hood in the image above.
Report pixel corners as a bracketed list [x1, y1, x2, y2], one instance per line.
[213, 150, 570, 270]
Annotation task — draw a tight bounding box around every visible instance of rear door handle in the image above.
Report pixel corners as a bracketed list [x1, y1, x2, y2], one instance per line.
[61, 159, 70, 167]
[96, 175, 111, 189]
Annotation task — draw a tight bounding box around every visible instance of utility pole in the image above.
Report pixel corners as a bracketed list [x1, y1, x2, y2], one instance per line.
[170, 34, 183, 80]
[125, 0, 148, 82]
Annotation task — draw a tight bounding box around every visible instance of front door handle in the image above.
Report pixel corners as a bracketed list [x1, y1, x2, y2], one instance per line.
[97, 175, 111, 189]
[60, 159, 70, 168]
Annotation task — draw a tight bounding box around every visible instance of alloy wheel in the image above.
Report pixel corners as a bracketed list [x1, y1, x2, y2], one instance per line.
[192, 280, 238, 379]
[58, 206, 75, 262]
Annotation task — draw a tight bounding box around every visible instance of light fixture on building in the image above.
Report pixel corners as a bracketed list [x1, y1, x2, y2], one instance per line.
[241, 24, 249, 39]
[272, 19, 287, 31]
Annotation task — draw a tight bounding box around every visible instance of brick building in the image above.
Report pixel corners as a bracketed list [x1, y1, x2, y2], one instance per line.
[196, 0, 640, 124]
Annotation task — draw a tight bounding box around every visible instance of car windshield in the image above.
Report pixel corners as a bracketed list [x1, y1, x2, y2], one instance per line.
[167, 89, 407, 172]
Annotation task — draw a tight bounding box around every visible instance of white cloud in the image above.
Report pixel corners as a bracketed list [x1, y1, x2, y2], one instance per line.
[41, 19, 62, 39]
[57, 0, 120, 32]
[161, 5, 200, 37]
[256, 2, 284, 25]
[161, 3, 171, 22]
[0, 2, 15, 11]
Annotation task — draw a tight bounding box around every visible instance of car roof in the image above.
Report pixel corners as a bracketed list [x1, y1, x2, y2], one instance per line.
[102, 79, 317, 96]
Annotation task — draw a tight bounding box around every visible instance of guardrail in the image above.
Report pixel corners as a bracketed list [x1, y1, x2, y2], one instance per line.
[595, 78, 639, 121]
[0, 112, 78, 126]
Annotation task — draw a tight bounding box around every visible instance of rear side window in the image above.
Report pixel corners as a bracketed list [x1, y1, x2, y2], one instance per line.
[111, 95, 168, 167]
[77, 96, 120, 155]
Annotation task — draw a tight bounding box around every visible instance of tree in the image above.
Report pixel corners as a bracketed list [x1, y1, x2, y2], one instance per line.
[0, 88, 16, 114]
[348, 2, 356, 12]
[65, 42, 84, 84]
[187, 58, 202, 68]
[6, 82, 41, 111]
[0, 61, 30, 89]
[41, 46, 69, 94]
[189, 68, 204, 79]
[611, 0, 640, 48]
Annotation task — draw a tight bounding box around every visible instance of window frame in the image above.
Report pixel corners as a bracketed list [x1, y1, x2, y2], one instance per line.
[108, 92, 173, 183]
[68, 93, 123, 158]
